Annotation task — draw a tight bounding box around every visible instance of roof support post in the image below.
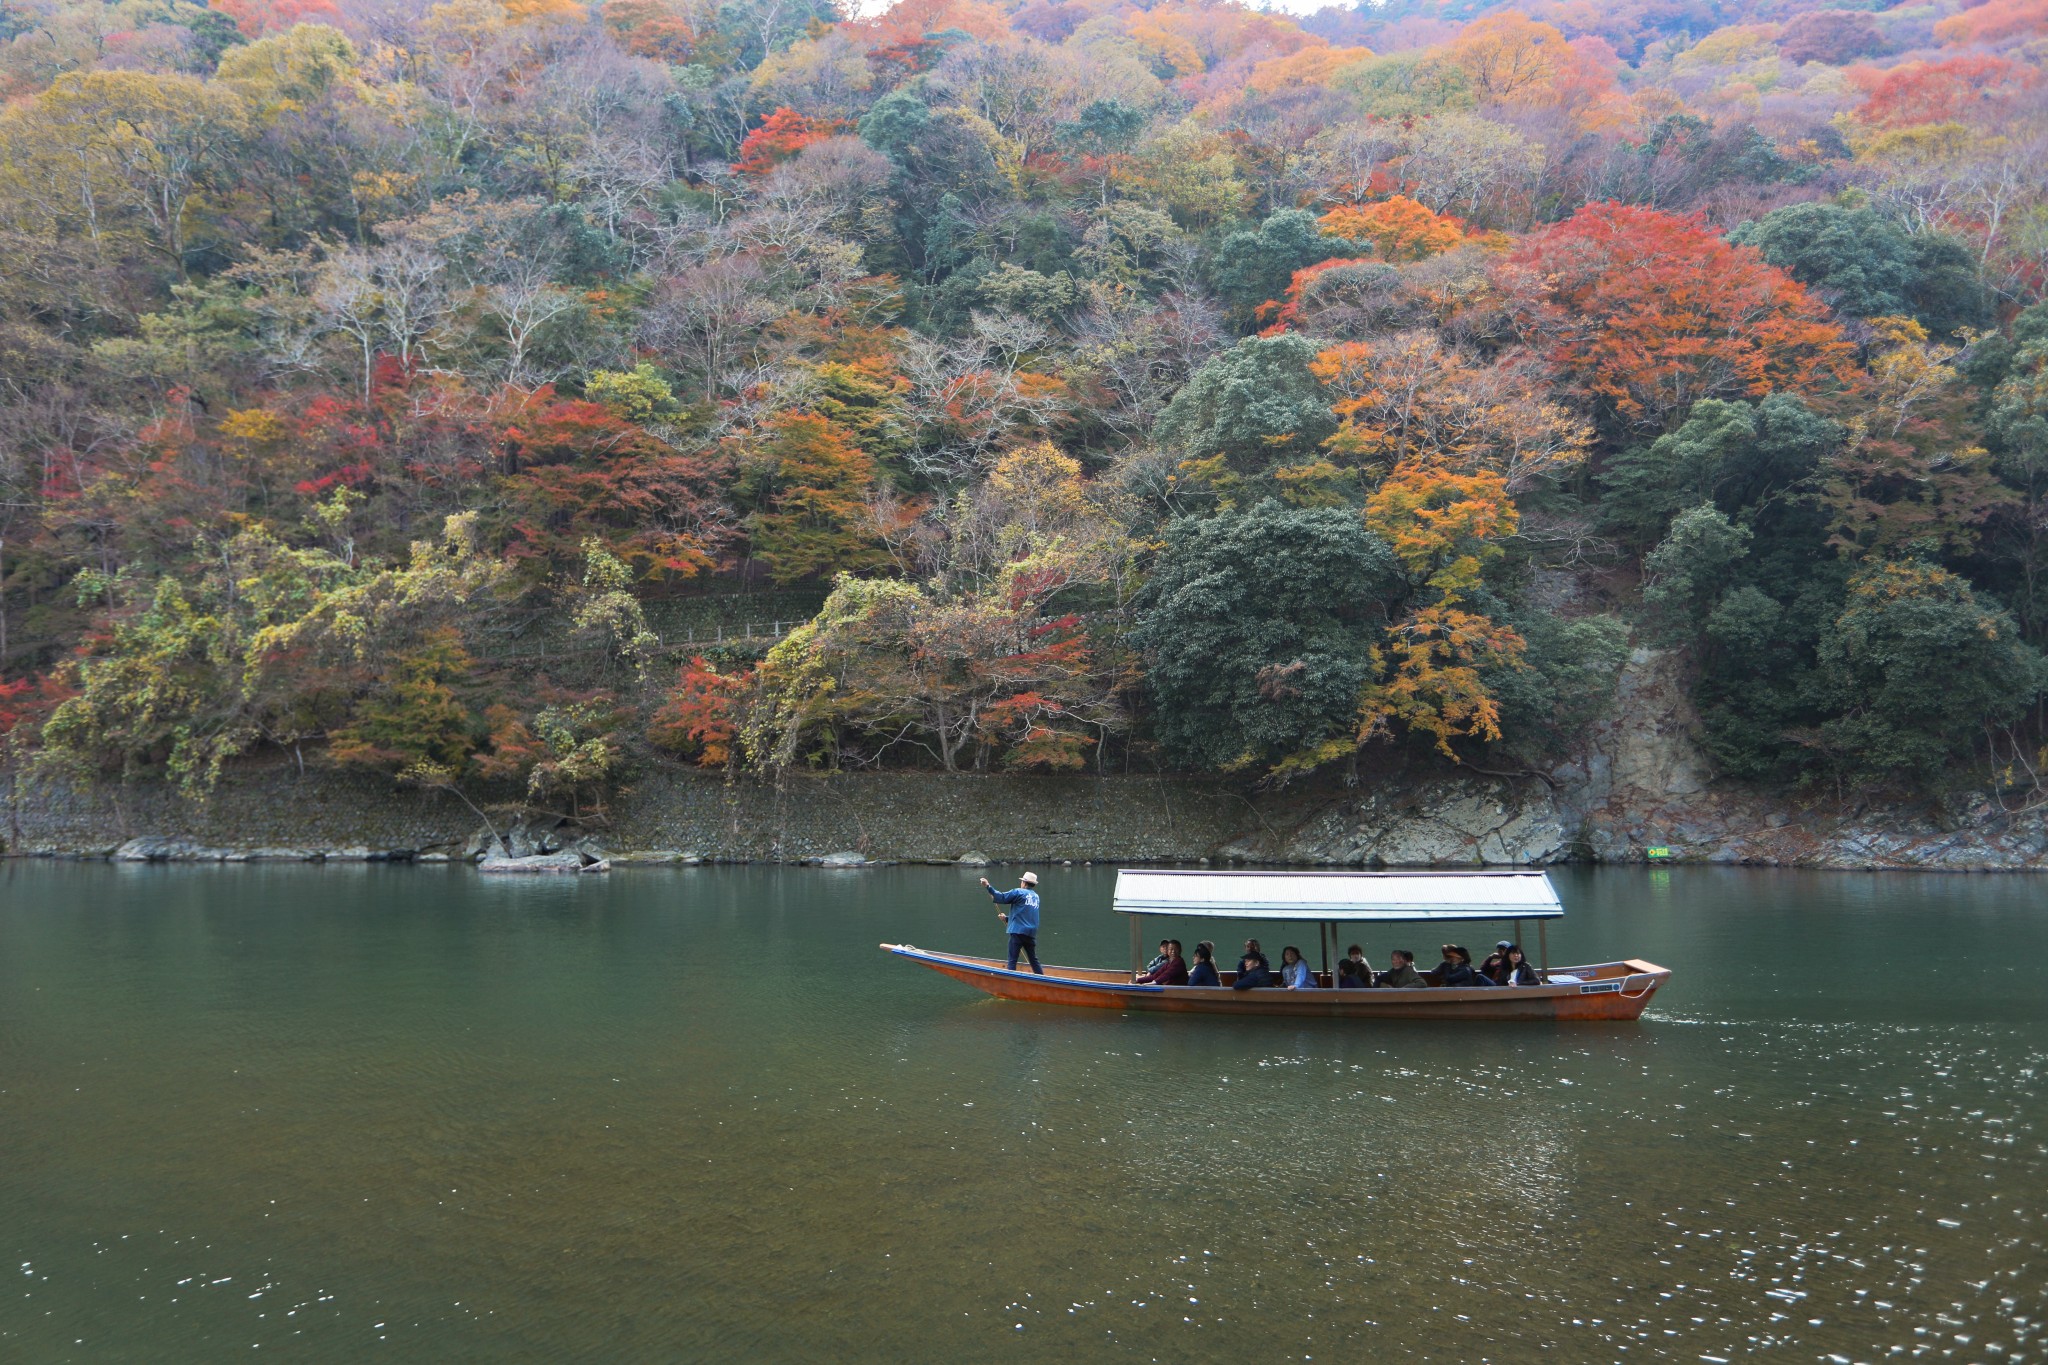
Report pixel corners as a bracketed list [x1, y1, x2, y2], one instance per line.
[1130, 913, 1141, 975]
[1538, 919, 1549, 980]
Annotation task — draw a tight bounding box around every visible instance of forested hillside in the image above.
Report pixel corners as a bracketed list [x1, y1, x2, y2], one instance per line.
[3, 0, 2047, 816]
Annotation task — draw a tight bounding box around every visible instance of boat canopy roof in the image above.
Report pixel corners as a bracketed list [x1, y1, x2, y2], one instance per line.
[1112, 869, 1563, 923]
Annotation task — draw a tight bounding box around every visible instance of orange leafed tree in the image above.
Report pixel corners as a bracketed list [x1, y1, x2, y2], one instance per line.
[1362, 600, 1527, 755]
[1502, 202, 1855, 431]
[601, 0, 695, 60]
[1258, 257, 1373, 332]
[1125, 12, 1206, 76]
[1356, 463, 1525, 756]
[732, 108, 844, 177]
[1447, 10, 1571, 102]
[209, 0, 340, 37]
[1850, 56, 2035, 130]
[744, 412, 888, 585]
[649, 656, 751, 766]
[1549, 35, 1624, 127]
[1312, 339, 1411, 465]
[502, 0, 587, 22]
[1366, 464, 1520, 583]
[1310, 336, 1591, 491]
[1243, 43, 1373, 96]
[978, 614, 1106, 771]
[494, 391, 736, 581]
[1317, 196, 1467, 263]
[1933, 0, 2048, 49]
[842, 0, 1011, 47]
[1122, 1, 1319, 97]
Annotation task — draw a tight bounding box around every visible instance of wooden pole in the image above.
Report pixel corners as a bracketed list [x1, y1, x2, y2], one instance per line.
[1129, 914, 1141, 975]
[1320, 922, 1330, 980]
[1538, 920, 1550, 979]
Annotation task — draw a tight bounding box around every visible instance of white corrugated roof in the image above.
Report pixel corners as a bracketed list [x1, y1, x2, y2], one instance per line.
[1112, 869, 1563, 922]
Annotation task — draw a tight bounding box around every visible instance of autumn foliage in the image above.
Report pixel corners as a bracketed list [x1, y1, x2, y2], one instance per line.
[741, 413, 886, 586]
[1933, 0, 2048, 50]
[1359, 464, 1525, 757]
[731, 107, 844, 176]
[1504, 204, 1855, 430]
[649, 656, 749, 765]
[211, 0, 342, 38]
[1849, 57, 2036, 131]
[0, 0, 2044, 800]
[1317, 197, 1467, 263]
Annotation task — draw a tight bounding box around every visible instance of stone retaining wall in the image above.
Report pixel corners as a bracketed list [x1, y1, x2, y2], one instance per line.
[1, 764, 1277, 865]
[10, 653, 2048, 871]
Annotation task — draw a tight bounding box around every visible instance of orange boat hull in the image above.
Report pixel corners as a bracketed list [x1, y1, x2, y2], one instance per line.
[882, 946, 1669, 1022]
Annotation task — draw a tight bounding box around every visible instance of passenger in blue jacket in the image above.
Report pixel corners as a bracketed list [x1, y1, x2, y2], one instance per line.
[1430, 944, 1481, 987]
[980, 871, 1044, 974]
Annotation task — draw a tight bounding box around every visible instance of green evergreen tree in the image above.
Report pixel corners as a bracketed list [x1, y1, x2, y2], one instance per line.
[1153, 334, 1336, 496]
[1132, 500, 1399, 772]
[1814, 561, 2044, 784]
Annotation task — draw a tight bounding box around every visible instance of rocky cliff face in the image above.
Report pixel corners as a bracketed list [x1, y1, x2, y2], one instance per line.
[1560, 648, 2048, 869]
[1220, 648, 2048, 870]
[1222, 777, 1568, 867]
[9, 649, 2048, 868]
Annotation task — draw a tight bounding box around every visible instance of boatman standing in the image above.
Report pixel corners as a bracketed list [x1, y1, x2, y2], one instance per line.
[979, 871, 1044, 974]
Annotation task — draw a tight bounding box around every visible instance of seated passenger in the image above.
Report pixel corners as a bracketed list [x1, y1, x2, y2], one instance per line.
[1375, 950, 1424, 988]
[1432, 944, 1481, 987]
[1478, 939, 1513, 979]
[1135, 939, 1189, 985]
[1279, 945, 1318, 989]
[1141, 939, 1171, 977]
[1345, 944, 1375, 986]
[1231, 939, 1273, 991]
[1335, 958, 1369, 989]
[1488, 943, 1542, 986]
[1187, 943, 1221, 988]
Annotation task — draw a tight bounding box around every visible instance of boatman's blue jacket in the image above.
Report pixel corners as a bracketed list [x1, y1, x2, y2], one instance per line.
[988, 886, 1040, 937]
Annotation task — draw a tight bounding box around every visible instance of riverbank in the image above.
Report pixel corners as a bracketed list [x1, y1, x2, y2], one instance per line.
[0, 763, 1267, 866]
[7, 759, 2048, 871]
[7, 652, 2047, 871]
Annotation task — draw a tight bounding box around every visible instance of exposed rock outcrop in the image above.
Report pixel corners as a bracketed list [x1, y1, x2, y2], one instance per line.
[812, 850, 877, 867]
[1210, 648, 2048, 870]
[1221, 777, 1568, 867]
[1553, 648, 2048, 869]
[477, 849, 608, 874]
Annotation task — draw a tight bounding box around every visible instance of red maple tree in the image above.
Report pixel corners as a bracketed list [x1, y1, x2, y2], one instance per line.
[1500, 202, 1855, 431]
[731, 108, 846, 176]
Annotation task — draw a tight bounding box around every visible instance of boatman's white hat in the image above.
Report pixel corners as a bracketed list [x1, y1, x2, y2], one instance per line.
[1020, 871, 1038, 886]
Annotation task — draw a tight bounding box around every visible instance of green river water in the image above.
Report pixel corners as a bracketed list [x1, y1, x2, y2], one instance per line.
[1, 861, 2042, 1363]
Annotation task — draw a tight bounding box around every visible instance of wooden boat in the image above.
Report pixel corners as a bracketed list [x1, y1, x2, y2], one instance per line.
[883, 869, 1670, 1022]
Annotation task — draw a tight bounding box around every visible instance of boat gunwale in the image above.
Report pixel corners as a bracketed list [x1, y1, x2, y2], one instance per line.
[882, 944, 1669, 1002]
